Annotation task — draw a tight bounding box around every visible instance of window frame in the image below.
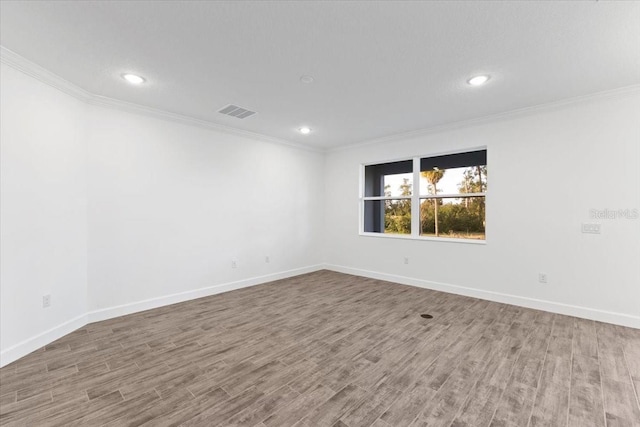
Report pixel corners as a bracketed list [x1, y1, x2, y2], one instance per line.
[359, 147, 487, 244]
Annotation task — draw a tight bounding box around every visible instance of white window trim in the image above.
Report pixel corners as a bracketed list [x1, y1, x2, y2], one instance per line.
[359, 148, 487, 244]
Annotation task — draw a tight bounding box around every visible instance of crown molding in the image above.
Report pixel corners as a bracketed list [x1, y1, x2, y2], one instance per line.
[327, 83, 640, 153]
[3, 45, 638, 155]
[87, 95, 321, 153]
[0, 46, 321, 153]
[0, 45, 93, 102]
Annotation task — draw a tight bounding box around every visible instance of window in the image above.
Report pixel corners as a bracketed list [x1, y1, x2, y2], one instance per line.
[361, 149, 487, 241]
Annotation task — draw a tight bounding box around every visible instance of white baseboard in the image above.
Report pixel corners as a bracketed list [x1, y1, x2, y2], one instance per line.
[0, 313, 88, 368]
[87, 265, 324, 323]
[3, 263, 636, 368]
[0, 264, 324, 368]
[324, 264, 640, 329]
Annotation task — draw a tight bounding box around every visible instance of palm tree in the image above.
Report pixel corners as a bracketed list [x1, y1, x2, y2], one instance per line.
[421, 168, 445, 236]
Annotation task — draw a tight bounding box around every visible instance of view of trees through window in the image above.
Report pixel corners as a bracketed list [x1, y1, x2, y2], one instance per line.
[363, 150, 487, 240]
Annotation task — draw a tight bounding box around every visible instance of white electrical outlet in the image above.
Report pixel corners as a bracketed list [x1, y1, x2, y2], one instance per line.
[231, 259, 238, 269]
[582, 223, 601, 234]
[538, 273, 548, 284]
[403, 257, 409, 265]
[42, 294, 51, 308]
[265, 256, 270, 263]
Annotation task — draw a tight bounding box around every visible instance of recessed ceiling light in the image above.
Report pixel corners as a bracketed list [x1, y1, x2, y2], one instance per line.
[467, 75, 490, 86]
[300, 75, 314, 84]
[299, 127, 312, 134]
[122, 73, 145, 85]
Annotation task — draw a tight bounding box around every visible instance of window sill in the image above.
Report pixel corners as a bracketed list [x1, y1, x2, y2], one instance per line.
[359, 232, 486, 245]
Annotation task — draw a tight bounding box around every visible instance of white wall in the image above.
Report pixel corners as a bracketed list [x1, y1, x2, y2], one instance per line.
[324, 90, 640, 328]
[86, 106, 324, 315]
[2, 55, 639, 368]
[1, 63, 89, 359]
[0, 61, 325, 366]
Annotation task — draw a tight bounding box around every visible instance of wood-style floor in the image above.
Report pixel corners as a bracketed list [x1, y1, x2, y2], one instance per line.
[1, 270, 639, 426]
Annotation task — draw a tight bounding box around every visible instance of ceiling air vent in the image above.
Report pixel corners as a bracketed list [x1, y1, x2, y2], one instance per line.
[218, 104, 257, 119]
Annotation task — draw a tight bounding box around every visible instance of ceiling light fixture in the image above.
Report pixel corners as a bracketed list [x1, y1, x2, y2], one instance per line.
[467, 75, 490, 86]
[122, 73, 146, 85]
[299, 127, 312, 135]
[300, 75, 314, 84]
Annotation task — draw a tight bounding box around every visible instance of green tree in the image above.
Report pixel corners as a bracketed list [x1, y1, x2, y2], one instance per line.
[421, 168, 445, 236]
[458, 166, 487, 194]
[384, 178, 412, 234]
[458, 166, 487, 230]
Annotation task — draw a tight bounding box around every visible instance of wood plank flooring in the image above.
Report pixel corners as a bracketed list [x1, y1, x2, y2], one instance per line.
[1, 270, 639, 426]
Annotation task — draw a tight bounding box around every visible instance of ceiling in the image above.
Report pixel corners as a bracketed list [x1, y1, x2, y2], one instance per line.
[1, 1, 639, 150]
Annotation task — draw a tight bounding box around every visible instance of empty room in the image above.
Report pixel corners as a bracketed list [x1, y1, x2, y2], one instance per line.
[1, 1, 639, 426]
